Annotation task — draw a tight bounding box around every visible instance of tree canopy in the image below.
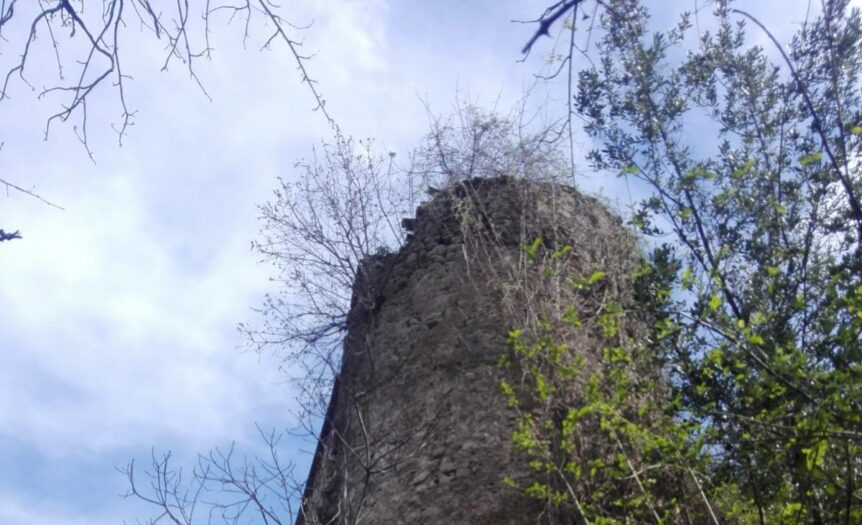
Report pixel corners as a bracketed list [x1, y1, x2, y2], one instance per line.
[501, 0, 862, 522]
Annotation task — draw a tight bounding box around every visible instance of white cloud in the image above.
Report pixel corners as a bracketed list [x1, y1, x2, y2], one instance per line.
[0, 166, 290, 455]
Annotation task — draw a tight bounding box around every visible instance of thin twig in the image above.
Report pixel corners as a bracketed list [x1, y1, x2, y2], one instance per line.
[0, 177, 65, 210]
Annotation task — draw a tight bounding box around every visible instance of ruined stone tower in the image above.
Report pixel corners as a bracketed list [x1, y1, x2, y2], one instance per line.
[295, 177, 641, 524]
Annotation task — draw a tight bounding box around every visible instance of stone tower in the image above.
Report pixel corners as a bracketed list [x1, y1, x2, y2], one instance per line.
[295, 177, 640, 524]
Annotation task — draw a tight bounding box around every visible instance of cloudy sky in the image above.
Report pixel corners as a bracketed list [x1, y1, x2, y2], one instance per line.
[0, 1, 844, 523]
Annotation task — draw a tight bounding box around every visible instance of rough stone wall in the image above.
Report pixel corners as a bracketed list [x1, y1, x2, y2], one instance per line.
[296, 177, 639, 524]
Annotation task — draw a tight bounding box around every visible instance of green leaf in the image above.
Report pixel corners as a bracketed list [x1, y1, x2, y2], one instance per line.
[850, 125, 862, 134]
[708, 295, 722, 310]
[587, 270, 606, 284]
[503, 475, 520, 489]
[732, 158, 755, 178]
[525, 237, 542, 261]
[681, 266, 695, 291]
[799, 152, 823, 166]
[706, 348, 723, 367]
[803, 439, 828, 470]
[747, 334, 765, 345]
[550, 245, 572, 259]
[781, 502, 803, 519]
[751, 311, 767, 326]
[563, 306, 582, 327]
[499, 381, 518, 407]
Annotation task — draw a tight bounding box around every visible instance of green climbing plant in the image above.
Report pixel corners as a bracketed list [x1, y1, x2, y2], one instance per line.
[499, 239, 723, 524]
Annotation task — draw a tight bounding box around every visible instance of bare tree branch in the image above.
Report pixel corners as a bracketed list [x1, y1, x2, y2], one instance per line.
[0, 175, 65, 209]
[0, 0, 335, 154]
[0, 228, 22, 241]
[519, 0, 584, 56]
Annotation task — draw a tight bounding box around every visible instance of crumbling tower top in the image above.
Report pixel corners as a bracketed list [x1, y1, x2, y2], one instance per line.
[296, 177, 639, 524]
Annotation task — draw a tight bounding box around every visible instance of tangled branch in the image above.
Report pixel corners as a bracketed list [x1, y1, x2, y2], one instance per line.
[0, 0, 333, 156]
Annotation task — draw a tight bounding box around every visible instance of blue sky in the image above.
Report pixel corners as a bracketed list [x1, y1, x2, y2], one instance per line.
[0, 1, 846, 523]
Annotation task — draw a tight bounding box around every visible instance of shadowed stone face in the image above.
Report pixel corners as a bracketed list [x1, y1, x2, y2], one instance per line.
[296, 177, 637, 525]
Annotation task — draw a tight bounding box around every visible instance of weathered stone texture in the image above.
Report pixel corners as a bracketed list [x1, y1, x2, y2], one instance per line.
[296, 177, 636, 524]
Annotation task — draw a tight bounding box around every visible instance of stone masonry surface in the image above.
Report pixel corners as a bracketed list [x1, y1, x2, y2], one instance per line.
[296, 177, 638, 524]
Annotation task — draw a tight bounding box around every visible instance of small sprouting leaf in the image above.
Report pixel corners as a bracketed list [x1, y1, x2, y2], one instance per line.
[684, 166, 717, 184]
[621, 165, 640, 175]
[802, 439, 828, 471]
[533, 371, 553, 400]
[681, 266, 694, 290]
[850, 125, 862, 135]
[680, 168, 699, 188]
[525, 237, 543, 261]
[732, 158, 755, 178]
[587, 270, 606, 284]
[708, 295, 722, 310]
[503, 475, 520, 489]
[563, 305, 582, 327]
[499, 381, 518, 407]
[751, 311, 767, 326]
[799, 152, 823, 166]
[550, 245, 572, 259]
[747, 334, 765, 345]
[781, 502, 803, 519]
[706, 348, 723, 367]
